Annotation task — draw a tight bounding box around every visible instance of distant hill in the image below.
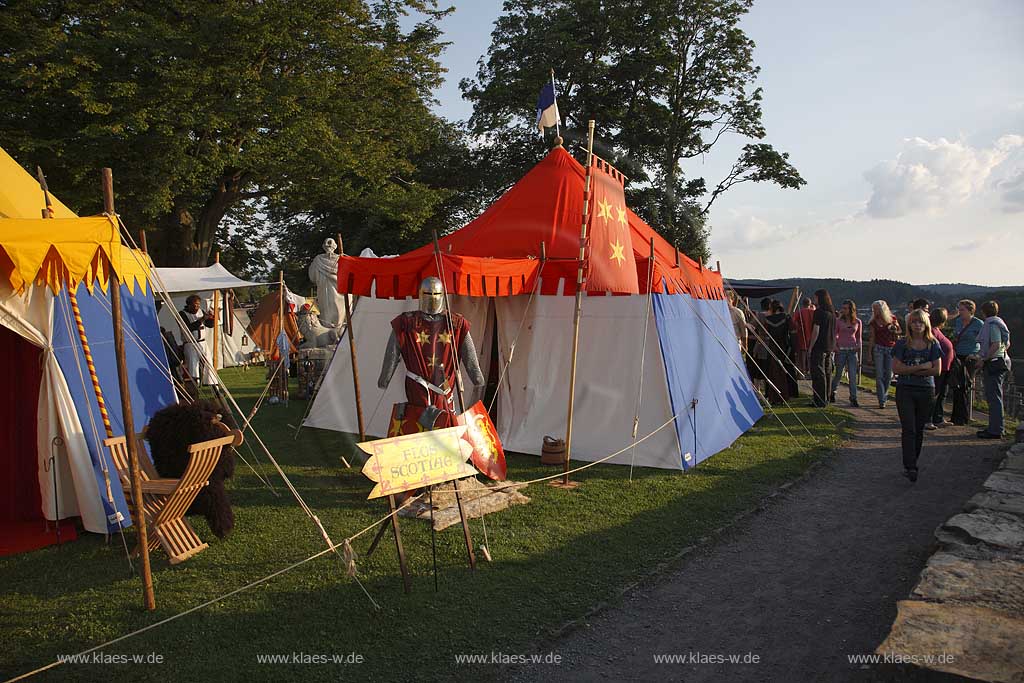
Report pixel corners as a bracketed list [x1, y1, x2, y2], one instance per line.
[918, 283, 1024, 297]
[736, 278, 1022, 311]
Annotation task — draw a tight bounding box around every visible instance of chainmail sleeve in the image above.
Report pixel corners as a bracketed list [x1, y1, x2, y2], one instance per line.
[460, 331, 486, 387]
[378, 331, 401, 389]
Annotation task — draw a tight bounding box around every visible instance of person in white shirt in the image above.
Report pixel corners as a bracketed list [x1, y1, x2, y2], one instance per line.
[179, 294, 215, 386]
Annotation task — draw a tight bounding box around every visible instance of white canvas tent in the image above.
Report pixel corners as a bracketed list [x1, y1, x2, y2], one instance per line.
[302, 149, 762, 471]
[153, 263, 266, 375]
[302, 288, 732, 470]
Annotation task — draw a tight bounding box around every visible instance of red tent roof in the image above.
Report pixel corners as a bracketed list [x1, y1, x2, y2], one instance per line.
[337, 147, 724, 299]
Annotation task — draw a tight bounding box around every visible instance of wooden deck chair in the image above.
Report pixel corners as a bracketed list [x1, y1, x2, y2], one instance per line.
[104, 431, 243, 564]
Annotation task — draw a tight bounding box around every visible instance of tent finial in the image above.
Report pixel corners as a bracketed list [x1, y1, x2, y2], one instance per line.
[552, 135, 564, 148]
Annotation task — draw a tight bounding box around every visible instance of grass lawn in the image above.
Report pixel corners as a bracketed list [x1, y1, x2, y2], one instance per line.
[1, 368, 850, 682]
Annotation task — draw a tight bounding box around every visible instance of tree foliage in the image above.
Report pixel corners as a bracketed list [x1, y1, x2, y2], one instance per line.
[0, 0, 461, 268]
[461, 0, 805, 261]
[272, 117, 492, 292]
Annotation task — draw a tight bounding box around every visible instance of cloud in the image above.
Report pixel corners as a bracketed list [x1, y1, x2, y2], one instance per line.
[863, 134, 1024, 218]
[949, 238, 992, 252]
[996, 169, 1024, 213]
[949, 230, 1012, 252]
[711, 215, 798, 252]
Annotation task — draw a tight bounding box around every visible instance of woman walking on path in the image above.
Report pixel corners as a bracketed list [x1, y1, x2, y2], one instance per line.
[976, 300, 1012, 439]
[868, 301, 900, 408]
[892, 310, 943, 482]
[950, 300, 984, 425]
[830, 299, 862, 407]
[808, 289, 837, 408]
[926, 308, 955, 430]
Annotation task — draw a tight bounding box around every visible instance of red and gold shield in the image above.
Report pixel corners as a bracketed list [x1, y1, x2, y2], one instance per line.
[458, 401, 506, 480]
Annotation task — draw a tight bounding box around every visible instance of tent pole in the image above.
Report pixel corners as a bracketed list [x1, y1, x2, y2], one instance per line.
[337, 233, 365, 441]
[278, 270, 288, 405]
[103, 168, 156, 611]
[213, 252, 220, 371]
[787, 285, 800, 316]
[429, 230, 476, 571]
[36, 166, 55, 218]
[629, 237, 657, 482]
[555, 119, 595, 490]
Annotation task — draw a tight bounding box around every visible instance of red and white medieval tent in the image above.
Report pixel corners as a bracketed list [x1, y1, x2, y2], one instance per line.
[304, 147, 763, 470]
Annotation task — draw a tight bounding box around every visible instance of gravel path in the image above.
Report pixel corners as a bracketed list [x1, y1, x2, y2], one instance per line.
[516, 401, 1007, 682]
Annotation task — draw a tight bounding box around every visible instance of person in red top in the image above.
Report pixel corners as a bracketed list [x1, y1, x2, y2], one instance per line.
[868, 300, 901, 409]
[926, 307, 956, 429]
[792, 297, 815, 375]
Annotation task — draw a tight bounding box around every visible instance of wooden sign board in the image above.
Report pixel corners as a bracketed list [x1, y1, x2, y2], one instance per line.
[358, 426, 477, 499]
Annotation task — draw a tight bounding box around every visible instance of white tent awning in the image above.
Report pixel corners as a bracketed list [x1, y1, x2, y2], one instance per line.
[153, 263, 267, 294]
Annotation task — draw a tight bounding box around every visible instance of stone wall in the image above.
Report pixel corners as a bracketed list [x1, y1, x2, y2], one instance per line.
[876, 442, 1024, 682]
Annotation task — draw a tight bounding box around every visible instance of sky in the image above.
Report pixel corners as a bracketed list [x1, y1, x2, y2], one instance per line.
[425, 0, 1024, 286]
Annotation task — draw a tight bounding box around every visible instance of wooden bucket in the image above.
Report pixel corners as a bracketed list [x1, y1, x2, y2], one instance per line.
[540, 436, 566, 466]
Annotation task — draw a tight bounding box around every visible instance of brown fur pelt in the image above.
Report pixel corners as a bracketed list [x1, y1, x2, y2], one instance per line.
[145, 400, 237, 538]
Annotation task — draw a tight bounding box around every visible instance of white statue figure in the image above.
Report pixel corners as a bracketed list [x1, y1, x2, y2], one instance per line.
[307, 237, 345, 328]
[297, 305, 341, 349]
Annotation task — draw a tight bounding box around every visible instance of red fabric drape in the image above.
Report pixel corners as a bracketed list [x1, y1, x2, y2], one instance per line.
[0, 326, 43, 522]
[336, 148, 725, 301]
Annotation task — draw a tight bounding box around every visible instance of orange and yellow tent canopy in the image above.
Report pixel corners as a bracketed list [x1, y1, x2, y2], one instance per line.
[0, 145, 150, 293]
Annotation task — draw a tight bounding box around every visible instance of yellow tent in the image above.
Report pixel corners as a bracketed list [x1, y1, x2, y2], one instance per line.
[0, 145, 77, 219]
[0, 145, 149, 293]
[0, 145, 164, 539]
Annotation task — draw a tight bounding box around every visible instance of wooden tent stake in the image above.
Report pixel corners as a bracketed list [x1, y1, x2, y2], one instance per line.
[387, 495, 412, 593]
[429, 487, 439, 591]
[365, 518, 389, 558]
[554, 119, 596, 490]
[103, 168, 155, 611]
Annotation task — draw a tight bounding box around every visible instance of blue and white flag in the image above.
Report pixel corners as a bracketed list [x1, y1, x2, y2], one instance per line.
[535, 81, 560, 132]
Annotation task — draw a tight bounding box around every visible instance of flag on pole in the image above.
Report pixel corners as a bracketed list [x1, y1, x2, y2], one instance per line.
[535, 80, 560, 132]
[586, 158, 640, 294]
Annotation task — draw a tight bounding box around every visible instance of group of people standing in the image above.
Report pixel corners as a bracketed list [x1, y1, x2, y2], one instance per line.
[728, 289, 1013, 483]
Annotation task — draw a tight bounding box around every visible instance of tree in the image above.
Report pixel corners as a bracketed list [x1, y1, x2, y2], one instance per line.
[270, 117, 493, 293]
[0, 0, 455, 268]
[460, 0, 805, 261]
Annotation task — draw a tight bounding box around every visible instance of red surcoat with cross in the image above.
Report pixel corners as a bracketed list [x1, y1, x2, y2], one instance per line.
[391, 311, 470, 410]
